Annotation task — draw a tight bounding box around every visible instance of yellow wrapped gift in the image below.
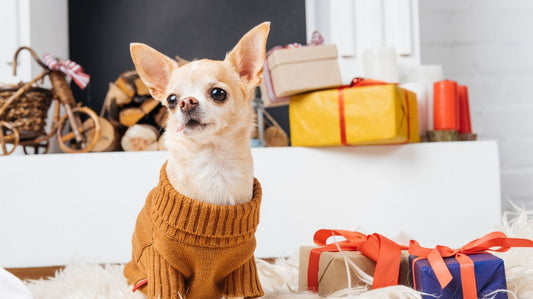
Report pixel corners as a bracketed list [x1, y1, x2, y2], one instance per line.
[289, 80, 420, 146]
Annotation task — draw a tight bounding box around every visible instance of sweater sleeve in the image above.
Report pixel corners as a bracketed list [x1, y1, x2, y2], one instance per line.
[143, 246, 186, 299]
[224, 256, 264, 298]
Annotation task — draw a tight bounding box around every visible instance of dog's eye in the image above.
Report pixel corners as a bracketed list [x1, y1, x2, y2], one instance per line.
[167, 94, 178, 108]
[210, 88, 227, 102]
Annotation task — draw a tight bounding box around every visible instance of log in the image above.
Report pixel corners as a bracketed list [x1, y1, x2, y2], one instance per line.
[115, 76, 135, 98]
[134, 78, 150, 96]
[154, 106, 168, 128]
[119, 108, 144, 127]
[264, 126, 289, 147]
[132, 95, 148, 104]
[104, 82, 131, 109]
[107, 98, 119, 120]
[140, 98, 160, 113]
[118, 98, 161, 127]
[121, 124, 159, 151]
[121, 70, 139, 84]
[82, 117, 121, 152]
[158, 133, 167, 151]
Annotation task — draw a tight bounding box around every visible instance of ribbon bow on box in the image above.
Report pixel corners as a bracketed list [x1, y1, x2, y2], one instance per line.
[409, 231, 533, 299]
[308, 229, 408, 292]
[43, 54, 90, 89]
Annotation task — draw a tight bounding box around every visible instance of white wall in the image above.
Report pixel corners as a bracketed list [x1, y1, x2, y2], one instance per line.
[0, 0, 68, 83]
[0, 0, 69, 154]
[0, 0, 31, 83]
[306, 0, 420, 83]
[419, 1, 533, 211]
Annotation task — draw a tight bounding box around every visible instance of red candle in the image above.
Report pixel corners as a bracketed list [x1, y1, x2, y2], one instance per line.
[433, 80, 459, 130]
[458, 85, 472, 134]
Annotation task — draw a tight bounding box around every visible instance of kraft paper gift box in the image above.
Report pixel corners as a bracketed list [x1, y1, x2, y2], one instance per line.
[299, 246, 411, 297]
[409, 253, 508, 299]
[261, 44, 342, 107]
[289, 83, 420, 146]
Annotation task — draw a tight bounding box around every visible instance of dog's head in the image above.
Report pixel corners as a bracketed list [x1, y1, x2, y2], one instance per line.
[130, 22, 270, 146]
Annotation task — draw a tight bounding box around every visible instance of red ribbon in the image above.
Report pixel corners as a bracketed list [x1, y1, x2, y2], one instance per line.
[308, 229, 408, 292]
[337, 87, 348, 145]
[42, 54, 90, 89]
[337, 78, 411, 146]
[350, 78, 391, 87]
[409, 231, 533, 299]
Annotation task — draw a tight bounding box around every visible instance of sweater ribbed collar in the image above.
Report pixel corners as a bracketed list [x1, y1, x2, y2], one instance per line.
[148, 162, 262, 245]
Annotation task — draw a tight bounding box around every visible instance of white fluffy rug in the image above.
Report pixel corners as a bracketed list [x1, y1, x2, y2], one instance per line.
[13, 205, 533, 299]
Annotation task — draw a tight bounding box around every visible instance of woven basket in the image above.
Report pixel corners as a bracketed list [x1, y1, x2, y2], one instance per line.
[0, 85, 53, 139]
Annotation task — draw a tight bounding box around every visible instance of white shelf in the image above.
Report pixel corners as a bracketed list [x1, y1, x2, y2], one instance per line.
[0, 141, 501, 267]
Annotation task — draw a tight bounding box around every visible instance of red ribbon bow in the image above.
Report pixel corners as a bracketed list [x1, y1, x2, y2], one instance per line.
[409, 231, 533, 299]
[349, 77, 391, 87]
[43, 54, 90, 89]
[308, 229, 408, 292]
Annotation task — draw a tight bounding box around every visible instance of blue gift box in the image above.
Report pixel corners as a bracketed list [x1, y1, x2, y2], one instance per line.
[409, 253, 508, 299]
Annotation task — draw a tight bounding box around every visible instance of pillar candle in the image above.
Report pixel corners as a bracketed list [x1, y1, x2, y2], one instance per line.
[400, 82, 428, 138]
[407, 65, 444, 131]
[458, 85, 472, 134]
[362, 47, 400, 83]
[433, 80, 459, 131]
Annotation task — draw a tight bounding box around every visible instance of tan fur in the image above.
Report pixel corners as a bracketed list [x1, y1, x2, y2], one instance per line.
[130, 22, 270, 205]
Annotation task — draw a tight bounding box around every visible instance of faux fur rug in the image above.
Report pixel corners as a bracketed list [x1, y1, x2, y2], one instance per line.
[10, 205, 533, 299]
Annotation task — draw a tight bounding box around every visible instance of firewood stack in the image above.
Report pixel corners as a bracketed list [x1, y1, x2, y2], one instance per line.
[101, 70, 167, 151]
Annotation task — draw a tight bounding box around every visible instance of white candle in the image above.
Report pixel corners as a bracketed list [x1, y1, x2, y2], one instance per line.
[406, 65, 444, 130]
[400, 82, 428, 138]
[362, 47, 400, 83]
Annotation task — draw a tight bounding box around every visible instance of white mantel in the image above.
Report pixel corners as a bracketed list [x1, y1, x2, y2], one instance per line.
[0, 141, 501, 268]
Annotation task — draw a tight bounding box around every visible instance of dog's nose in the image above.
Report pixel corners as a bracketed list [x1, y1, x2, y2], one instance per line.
[179, 97, 199, 113]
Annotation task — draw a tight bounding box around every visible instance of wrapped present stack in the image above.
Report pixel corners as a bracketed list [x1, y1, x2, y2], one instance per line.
[261, 33, 421, 147]
[262, 33, 479, 146]
[299, 229, 533, 298]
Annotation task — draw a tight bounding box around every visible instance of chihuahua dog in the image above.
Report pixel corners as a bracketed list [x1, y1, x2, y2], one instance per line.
[124, 23, 270, 299]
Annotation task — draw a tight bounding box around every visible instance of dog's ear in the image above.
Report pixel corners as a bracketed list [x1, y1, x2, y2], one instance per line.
[226, 22, 270, 88]
[130, 43, 179, 100]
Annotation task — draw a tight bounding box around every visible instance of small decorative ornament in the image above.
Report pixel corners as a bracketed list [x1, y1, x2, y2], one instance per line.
[42, 54, 90, 89]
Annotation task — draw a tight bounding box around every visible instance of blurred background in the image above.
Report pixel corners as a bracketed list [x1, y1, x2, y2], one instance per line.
[1, 0, 531, 212]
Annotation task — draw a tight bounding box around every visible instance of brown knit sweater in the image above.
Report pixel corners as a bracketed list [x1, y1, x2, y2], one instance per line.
[124, 163, 263, 299]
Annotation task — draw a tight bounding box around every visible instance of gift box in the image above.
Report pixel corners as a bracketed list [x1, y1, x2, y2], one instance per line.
[299, 246, 411, 297]
[405, 231, 533, 299]
[289, 81, 420, 146]
[299, 230, 410, 297]
[410, 253, 507, 299]
[261, 44, 342, 107]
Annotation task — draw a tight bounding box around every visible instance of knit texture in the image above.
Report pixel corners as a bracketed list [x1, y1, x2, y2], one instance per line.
[124, 163, 263, 299]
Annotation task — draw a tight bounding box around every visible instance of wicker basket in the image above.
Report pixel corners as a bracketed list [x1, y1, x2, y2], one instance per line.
[0, 84, 53, 139]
